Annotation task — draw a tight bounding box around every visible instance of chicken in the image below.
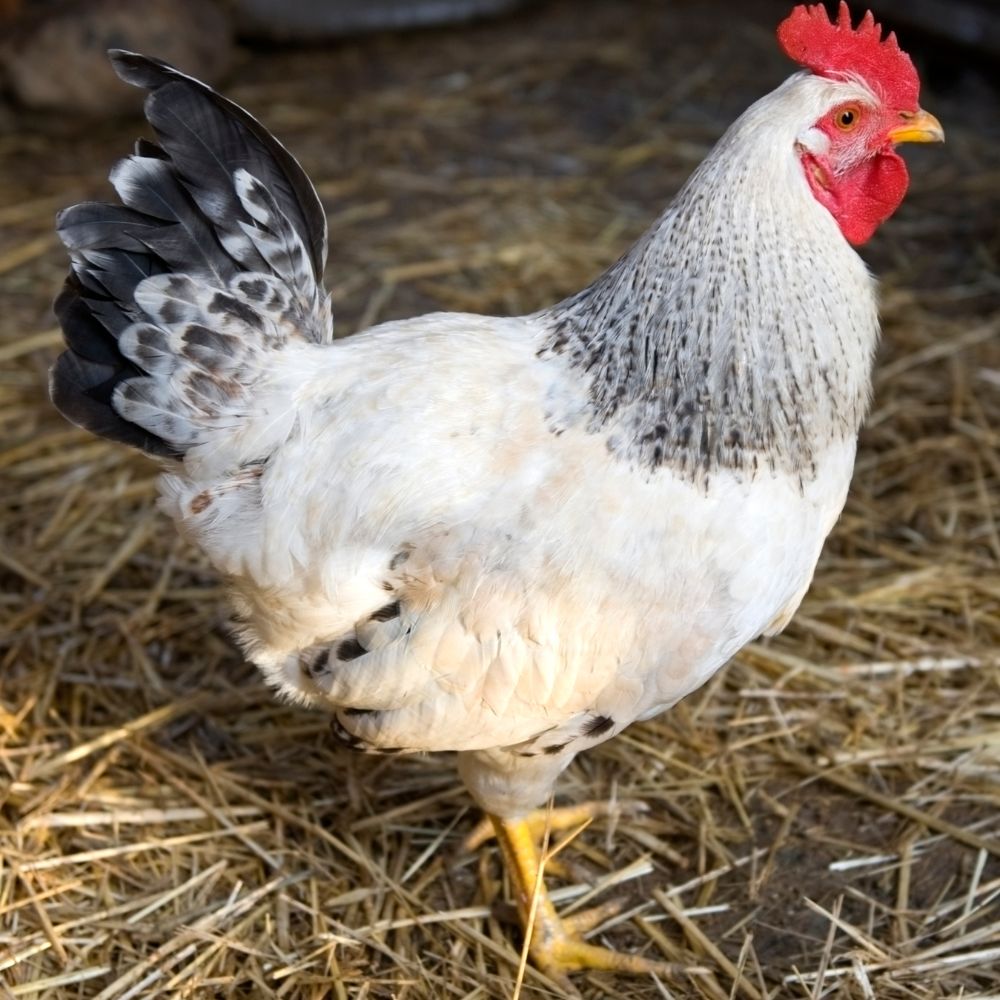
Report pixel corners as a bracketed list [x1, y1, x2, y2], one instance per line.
[49, 2, 943, 986]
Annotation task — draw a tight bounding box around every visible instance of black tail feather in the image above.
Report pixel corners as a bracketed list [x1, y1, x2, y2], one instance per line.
[51, 279, 179, 457]
[54, 279, 127, 365]
[109, 49, 327, 278]
[49, 50, 328, 459]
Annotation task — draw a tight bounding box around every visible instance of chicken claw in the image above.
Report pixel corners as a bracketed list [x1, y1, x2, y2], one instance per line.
[486, 812, 677, 990]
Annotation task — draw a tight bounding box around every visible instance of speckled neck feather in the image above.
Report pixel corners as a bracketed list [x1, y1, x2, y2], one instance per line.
[537, 83, 880, 484]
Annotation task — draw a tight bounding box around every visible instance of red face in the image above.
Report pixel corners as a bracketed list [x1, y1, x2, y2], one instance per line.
[800, 101, 944, 246]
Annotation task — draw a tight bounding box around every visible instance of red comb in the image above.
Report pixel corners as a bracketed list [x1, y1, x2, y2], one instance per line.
[777, 2, 920, 109]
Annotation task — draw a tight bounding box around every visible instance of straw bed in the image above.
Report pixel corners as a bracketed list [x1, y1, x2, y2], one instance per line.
[2, 1, 999, 996]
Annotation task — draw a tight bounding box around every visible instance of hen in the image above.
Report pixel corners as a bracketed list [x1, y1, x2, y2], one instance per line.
[49, 2, 943, 985]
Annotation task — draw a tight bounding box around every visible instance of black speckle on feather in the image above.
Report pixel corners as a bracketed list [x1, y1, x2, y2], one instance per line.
[240, 177, 269, 210]
[304, 651, 329, 679]
[330, 715, 405, 756]
[208, 291, 262, 330]
[329, 716, 366, 750]
[336, 637, 367, 662]
[158, 297, 184, 325]
[369, 601, 401, 623]
[240, 277, 269, 301]
[582, 714, 614, 738]
[181, 325, 240, 364]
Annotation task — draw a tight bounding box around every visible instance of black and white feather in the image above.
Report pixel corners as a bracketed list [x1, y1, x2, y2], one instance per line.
[50, 50, 331, 459]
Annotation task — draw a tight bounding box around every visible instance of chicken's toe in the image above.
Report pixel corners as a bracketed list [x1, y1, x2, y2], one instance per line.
[486, 812, 680, 987]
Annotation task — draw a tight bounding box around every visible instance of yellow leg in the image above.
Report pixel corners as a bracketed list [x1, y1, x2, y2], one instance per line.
[487, 813, 678, 988]
[464, 799, 648, 851]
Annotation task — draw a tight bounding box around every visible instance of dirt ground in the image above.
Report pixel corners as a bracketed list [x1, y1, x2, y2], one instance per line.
[1, 1, 999, 997]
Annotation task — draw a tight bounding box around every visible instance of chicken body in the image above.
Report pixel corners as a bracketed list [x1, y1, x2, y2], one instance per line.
[167, 311, 861, 813]
[51, 20, 941, 979]
[137, 75, 878, 817]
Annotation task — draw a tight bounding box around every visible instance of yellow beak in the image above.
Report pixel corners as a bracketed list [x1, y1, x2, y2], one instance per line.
[888, 109, 945, 145]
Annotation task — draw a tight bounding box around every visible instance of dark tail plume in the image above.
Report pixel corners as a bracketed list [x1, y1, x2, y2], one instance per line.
[50, 50, 329, 458]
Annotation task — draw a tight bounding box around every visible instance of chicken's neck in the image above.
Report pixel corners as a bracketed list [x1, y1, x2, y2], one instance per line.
[537, 123, 880, 485]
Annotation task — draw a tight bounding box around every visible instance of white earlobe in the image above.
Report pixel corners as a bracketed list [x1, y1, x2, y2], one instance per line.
[796, 126, 830, 156]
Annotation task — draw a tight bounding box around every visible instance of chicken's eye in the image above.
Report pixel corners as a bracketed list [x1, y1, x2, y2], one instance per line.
[835, 107, 860, 131]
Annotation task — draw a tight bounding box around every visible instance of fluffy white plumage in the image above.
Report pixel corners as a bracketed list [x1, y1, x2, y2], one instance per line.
[127, 74, 880, 817]
[55, 60, 882, 820]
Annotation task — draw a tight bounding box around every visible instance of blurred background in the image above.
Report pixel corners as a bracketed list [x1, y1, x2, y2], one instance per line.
[1, 2, 998, 998]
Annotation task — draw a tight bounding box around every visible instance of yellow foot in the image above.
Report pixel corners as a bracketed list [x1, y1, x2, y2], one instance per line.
[485, 811, 678, 991]
[464, 799, 648, 851]
[532, 905, 674, 983]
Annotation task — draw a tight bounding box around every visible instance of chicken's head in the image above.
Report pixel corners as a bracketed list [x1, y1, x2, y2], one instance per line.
[777, 1, 943, 245]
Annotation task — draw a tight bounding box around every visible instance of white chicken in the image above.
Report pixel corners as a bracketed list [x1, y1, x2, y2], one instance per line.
[50, 2, 943, 984]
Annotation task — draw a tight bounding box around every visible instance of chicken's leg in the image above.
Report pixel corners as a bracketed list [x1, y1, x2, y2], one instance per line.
[487, 812, 675, 987]
[465, 799, 647, 851]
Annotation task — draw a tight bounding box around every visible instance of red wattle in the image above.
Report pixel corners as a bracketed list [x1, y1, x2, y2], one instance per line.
[816, 148, 910, 246]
